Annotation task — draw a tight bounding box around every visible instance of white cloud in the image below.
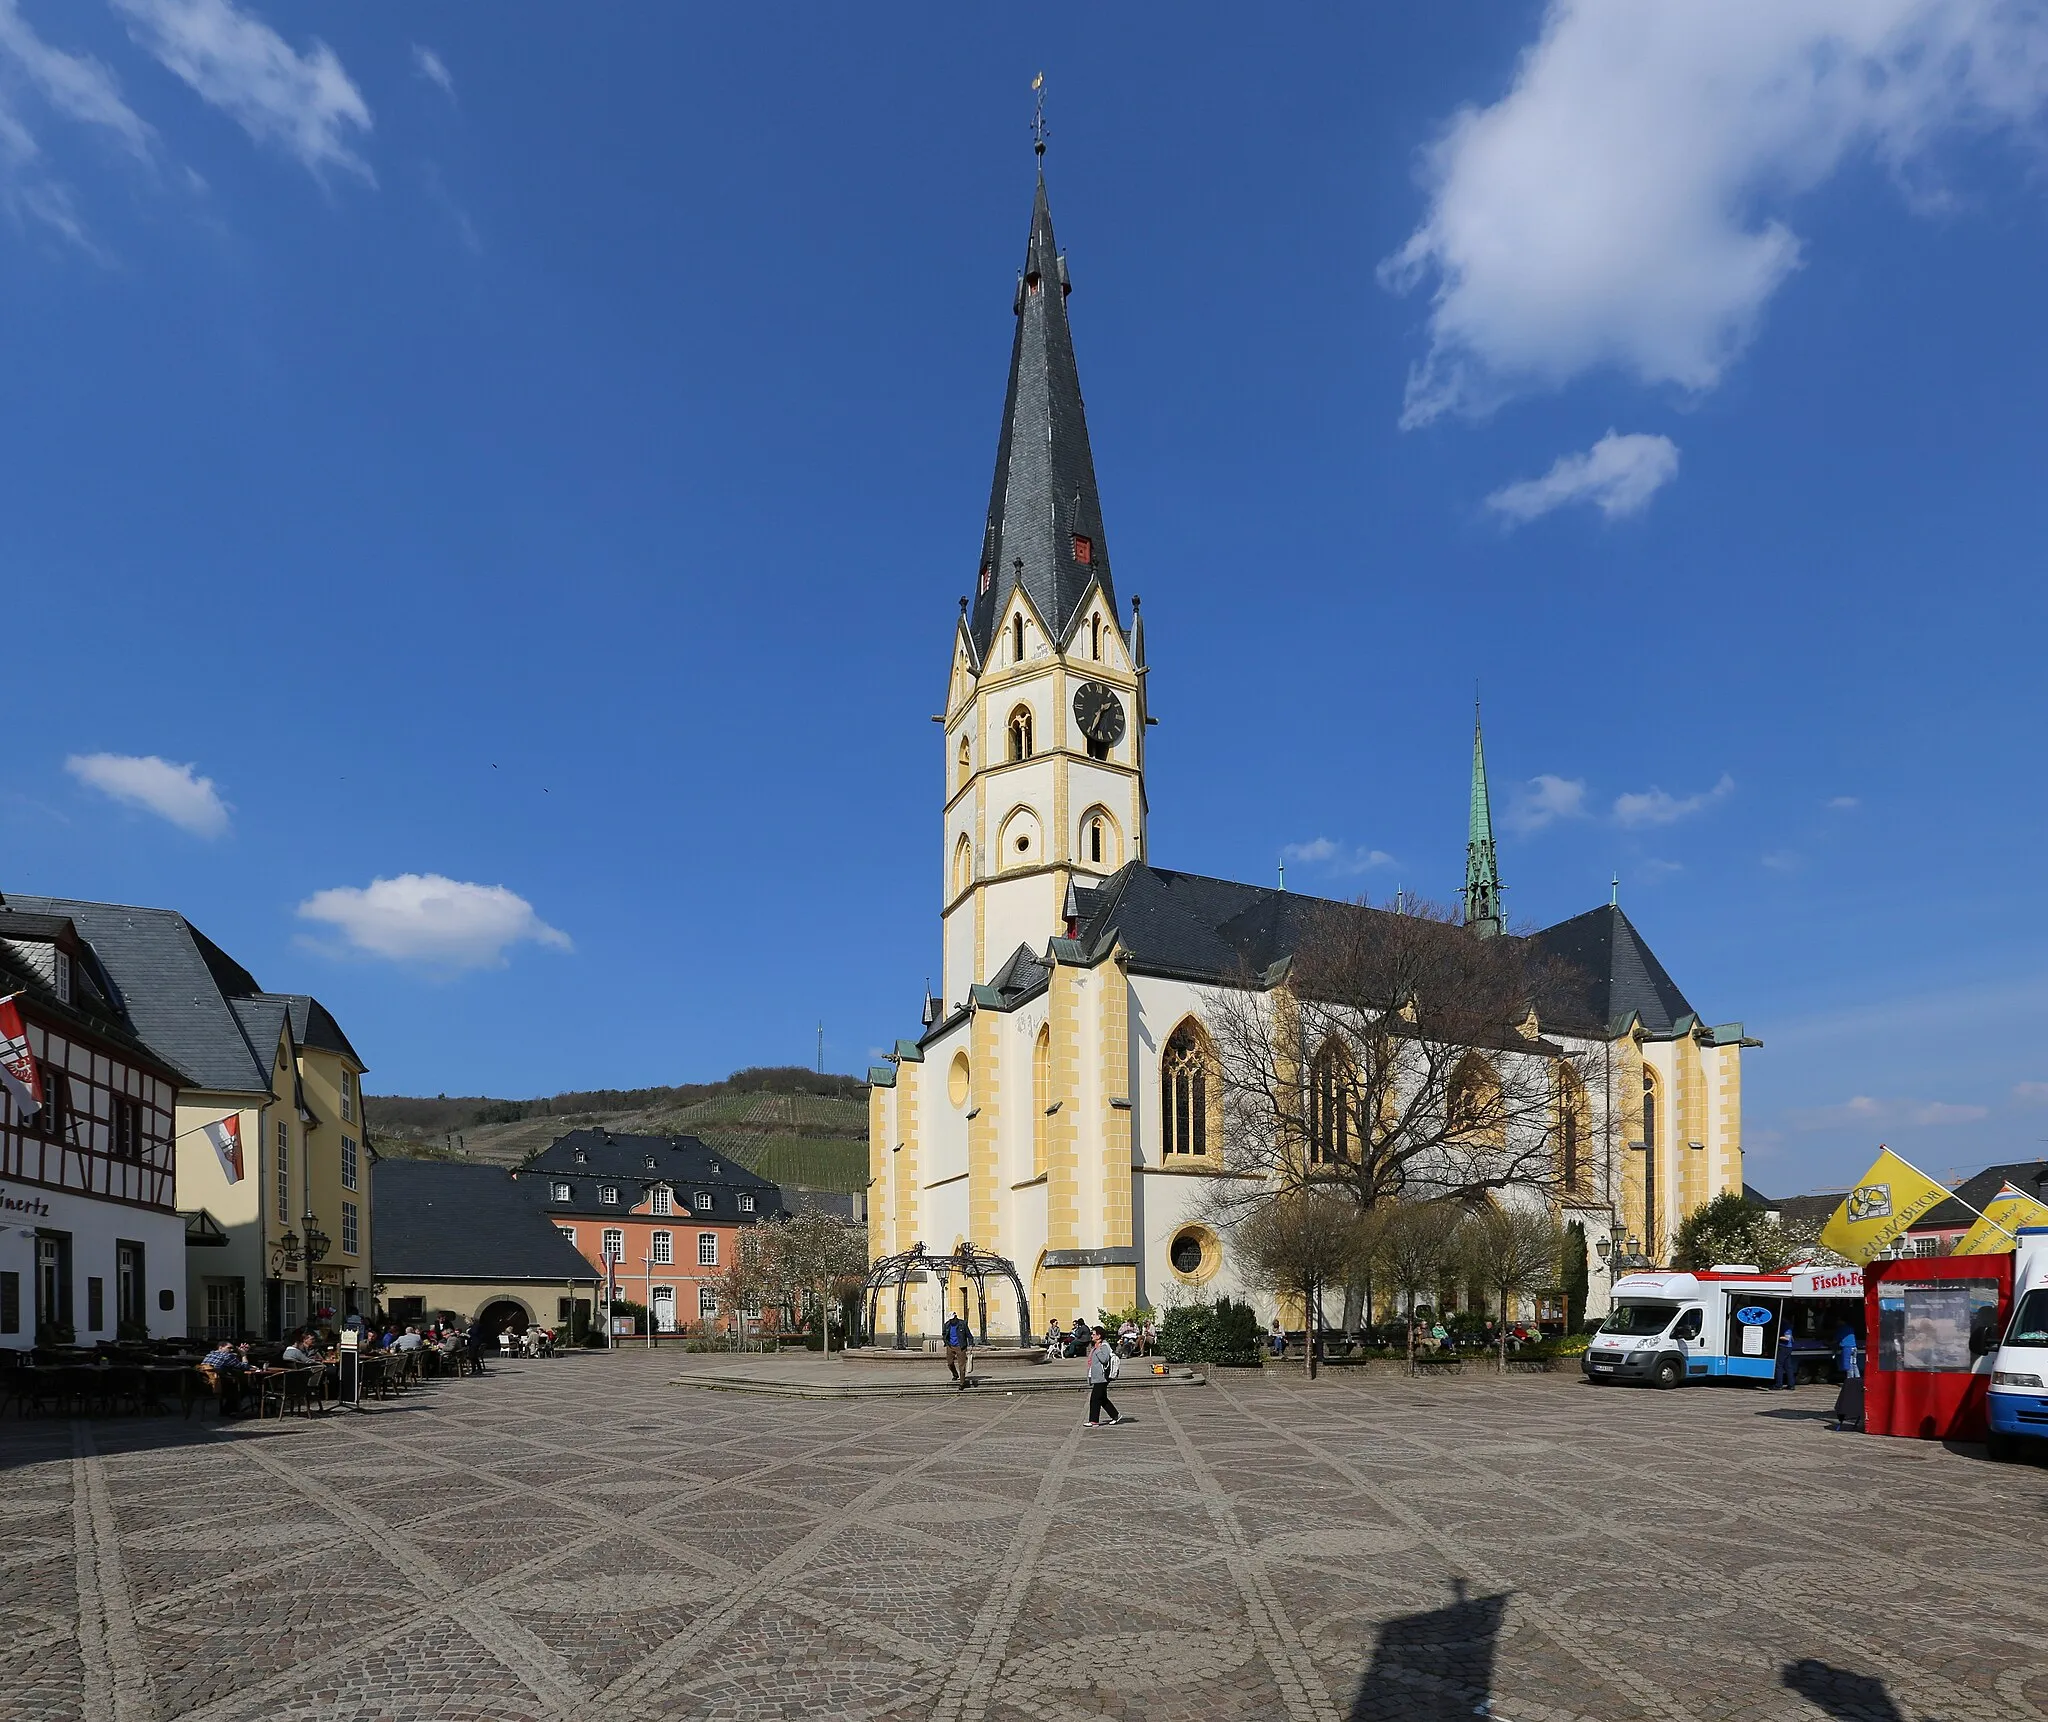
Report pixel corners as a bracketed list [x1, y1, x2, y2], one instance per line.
[1612, 772, 1734, 828]
[65, 752, 229, 837]
[0, 0, 152, 244]
[1761, 850, 1802, 873]
[411, 44, 453, 99]
[1485, 431, 1679, 524]
[1383, 0, 2048, 424]
[1282, 837, 1396, 877]
[297, 874, 570, 969]
[1788, 1093, 1989, 1131]
[1504, 773, 1588, 835]
[1826, 795, 1860, 810]
[113, 0, 372, 180]
[1637, 858, 1685, 880]
[2012, 1081, 2048, 1107]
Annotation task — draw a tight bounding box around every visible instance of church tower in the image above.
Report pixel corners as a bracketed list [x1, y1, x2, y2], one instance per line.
[939, 177, 1145, 1007]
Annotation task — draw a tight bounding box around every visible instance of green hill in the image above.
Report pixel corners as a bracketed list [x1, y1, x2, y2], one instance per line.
[367, 1066, 871, 1193]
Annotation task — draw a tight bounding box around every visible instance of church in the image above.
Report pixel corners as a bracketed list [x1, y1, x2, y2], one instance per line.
[866, 173, 1753, 1339]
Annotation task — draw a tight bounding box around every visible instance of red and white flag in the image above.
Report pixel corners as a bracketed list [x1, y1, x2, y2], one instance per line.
[203, 1114, 244, 1183]
[0, 997, 43, 1118]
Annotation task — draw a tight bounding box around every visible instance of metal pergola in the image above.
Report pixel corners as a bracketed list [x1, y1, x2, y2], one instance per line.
[862, 1241, 1032, 1351]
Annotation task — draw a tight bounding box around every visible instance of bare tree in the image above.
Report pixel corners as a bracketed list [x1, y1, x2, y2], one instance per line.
[1205, 897, 1594, 1234]
[1371, 1199, 1464, 1367]
[763, 1211, 869, 1359]
[1458, 1203, 1565, 1371]
[1225, 1189, 1368, 1380]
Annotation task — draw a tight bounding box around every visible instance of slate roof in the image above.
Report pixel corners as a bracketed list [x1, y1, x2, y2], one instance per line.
[1912, 1160, 2048, 1234]
[0, 903, 188, 1081]
[966, 178, 1120, 664]
[1021, 863, 1708, 1045]
[5, 895, 363, 1092]
[373, 1158, 599, 1282]
[515, 1130, 787, 1225]
[1526, 904, 1698, 1037]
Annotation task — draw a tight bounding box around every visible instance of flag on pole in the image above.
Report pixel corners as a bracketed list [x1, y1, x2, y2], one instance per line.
[1819, 1146, 1955, 1263]
[1951, 1183, 2048, 1256]
[203, 1114, 245, 1184]
[0, 996, 43, 1117]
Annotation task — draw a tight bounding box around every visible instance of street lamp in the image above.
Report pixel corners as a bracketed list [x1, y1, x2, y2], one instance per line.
[303, 1213, 331, 1330]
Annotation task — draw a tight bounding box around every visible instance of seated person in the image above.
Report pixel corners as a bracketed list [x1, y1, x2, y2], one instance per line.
[282, 1331, 323, 1366]
[394, 1326, 423, 1353]
[1067, 1318, 1090, 1358]
[202, 1342, 249, 1412]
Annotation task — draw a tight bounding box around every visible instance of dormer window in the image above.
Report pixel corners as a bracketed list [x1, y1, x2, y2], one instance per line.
[1072, 534, 1092, 566]
[739, 1194, 756, 1214]
[651, 1186, 672, 1216]
[53, 951, 71, 1005]
[644, 1154, 657, 1170]
[693, 1191, 713, 1212]
[600, 1185, 619, 1205]
[552, 1181, 571, 1202]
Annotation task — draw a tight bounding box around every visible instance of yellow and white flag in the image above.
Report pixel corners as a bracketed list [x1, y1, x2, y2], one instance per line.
[1819, 1147, 1954, 1264]
[1951, 1183, 2048, 1256]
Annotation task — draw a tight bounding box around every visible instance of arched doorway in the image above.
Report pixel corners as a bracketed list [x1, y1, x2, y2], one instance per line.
[476, 1299, 531, 1342]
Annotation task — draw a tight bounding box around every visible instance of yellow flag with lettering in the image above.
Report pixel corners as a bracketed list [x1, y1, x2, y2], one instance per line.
[1819, 1147, 1955, 1264]
[1951, 1184, 2048, 1256]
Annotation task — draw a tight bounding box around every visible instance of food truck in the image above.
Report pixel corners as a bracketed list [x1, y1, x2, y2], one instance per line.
[1584, 1265, 1864, 1388]
[1984, 1225, 2048, 1461]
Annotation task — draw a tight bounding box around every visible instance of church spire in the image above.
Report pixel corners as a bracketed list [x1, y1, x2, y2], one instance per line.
[1463, 704, 1504, 937]
[966, 177, 1117, 663]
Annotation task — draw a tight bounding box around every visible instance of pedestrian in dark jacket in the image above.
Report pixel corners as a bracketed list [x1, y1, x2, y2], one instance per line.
[942, 1311, 972, 1389]
[1084, 1325, 1121, 1427]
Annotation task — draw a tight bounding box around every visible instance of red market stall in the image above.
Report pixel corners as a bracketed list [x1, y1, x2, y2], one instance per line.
[1864, 1254, 2013, 1441]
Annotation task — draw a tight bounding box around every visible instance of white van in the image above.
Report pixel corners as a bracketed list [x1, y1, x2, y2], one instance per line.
[1986, 1226, 2048, 1462]
[1584, 1266, 1864, 1388]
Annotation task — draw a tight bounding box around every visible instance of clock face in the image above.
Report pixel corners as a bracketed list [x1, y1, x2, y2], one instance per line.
[1072, 681, 1127, 746]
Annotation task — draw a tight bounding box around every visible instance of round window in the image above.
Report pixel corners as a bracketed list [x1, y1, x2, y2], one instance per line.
[1169, 1230, 1204, 1275]
[948, 1051, 970, 1108]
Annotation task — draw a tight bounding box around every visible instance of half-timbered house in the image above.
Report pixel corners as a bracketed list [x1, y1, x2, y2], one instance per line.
[0, 901, 187, 1349]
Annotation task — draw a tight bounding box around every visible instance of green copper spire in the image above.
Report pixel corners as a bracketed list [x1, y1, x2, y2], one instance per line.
[1463, 703, 1503, 937]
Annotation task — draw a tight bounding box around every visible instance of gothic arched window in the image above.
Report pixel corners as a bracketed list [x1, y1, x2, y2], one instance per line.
[956, 734, 971, 791]
[1447, 1054, 1499, 1137]
[1079, 805, 1120, 870]
[1012, 613, 1026, 664]
[1162, 1020, 1209, 1158]
[1556, 1065, 1588, 1194]
[952, 833, 973, 897]
[1308, 1041, 1353, 1166]
[1641, 1066, 1658, 1151]
[1090, 614, 1102, 661]
[1008, 705, 1034, 762]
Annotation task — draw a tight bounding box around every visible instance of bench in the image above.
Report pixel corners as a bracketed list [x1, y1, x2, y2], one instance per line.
[1410, 1353, 1463, 1375]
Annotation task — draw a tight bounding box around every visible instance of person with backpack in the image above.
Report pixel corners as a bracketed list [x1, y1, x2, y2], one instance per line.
[942, 1308, 973, 1390]
[1085, 1324, 1122, 1427]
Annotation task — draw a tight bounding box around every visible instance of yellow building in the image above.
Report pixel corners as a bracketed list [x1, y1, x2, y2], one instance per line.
[11, 897, 372, 1339]
[867, 176, 1754, 1336]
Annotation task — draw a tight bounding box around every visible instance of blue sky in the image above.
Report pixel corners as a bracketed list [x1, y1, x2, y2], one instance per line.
[5, 3, 2048, 1197]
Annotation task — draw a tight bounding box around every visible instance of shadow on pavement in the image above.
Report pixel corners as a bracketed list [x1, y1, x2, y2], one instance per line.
[1782, 1658, 1906, 1721]
[1347, 1578, 1506, 1721]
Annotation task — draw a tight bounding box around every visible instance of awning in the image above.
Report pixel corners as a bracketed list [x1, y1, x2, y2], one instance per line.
[181, 1209, 230, 1248]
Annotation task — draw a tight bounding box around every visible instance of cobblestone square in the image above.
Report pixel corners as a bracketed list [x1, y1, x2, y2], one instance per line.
[4, 1352, 2044, 1722]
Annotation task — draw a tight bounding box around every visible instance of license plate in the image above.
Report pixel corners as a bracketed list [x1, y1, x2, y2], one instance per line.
[1592, 1364, 1614, 1373]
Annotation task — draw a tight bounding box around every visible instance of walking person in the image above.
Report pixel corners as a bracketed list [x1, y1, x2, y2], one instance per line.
[942, 1308, 973, 1390]
[1773, 1313, 1798, 1391]
[1084, 1325, 1122, 1427]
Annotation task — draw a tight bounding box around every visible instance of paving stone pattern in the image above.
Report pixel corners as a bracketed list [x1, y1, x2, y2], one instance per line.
[3, 1353, 2045, 1721]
